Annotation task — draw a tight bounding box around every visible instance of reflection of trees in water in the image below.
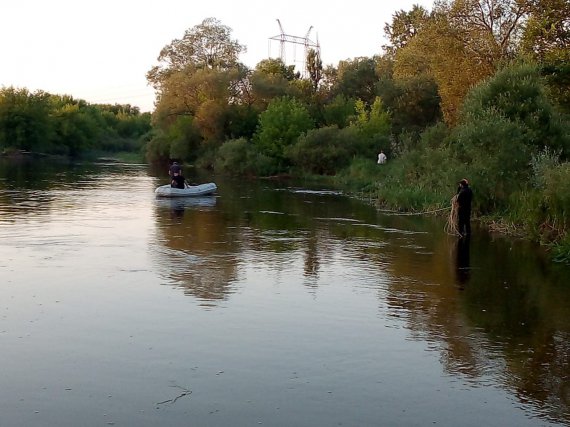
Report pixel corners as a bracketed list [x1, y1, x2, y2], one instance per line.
[380, 231, 570, 423]
[151, 184, 359, 301]
[507, 332, 570, 422]
[152, 177, 570, 422]
[0, 158, 153, 221]
[455, 237, 471, 288]
[152, 205, 240, 304]
[304, 234, 320, 279]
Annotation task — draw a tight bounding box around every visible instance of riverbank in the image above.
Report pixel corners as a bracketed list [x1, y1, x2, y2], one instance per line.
[294, 165, 570, 265]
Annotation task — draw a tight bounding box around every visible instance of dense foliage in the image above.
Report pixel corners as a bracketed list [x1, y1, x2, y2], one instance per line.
[141, 7, 568, 260]
[0, 87, 151, 158]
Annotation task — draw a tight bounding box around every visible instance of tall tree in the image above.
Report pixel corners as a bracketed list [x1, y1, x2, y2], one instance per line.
[153, 67, 231, 132]
[249, 57, 314, 110]
[390, 0, 538, 124]
[394, 11, 492, 125]
[383, 4, 431, 54]
[521, 0, 570, 112]
[147, 17, 246, 90]
[255, 58, 298, 81]
[521, 0, 570, 61]
[306, 48, 323, 90]
[332, 57, 379, 106]
[442, 0, 534, 66]
[147, 18, 247, 155]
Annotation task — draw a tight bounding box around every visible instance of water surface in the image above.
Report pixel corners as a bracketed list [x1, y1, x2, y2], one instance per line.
[1, 159, 569, 426]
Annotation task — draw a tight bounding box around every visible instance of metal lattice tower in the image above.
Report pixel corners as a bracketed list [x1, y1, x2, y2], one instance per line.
[268, 19, 320, 78]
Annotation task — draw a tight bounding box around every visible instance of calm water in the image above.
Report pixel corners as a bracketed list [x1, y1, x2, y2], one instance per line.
[1, 158, 569, 427]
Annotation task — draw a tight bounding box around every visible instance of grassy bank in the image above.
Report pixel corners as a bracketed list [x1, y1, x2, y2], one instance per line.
[314, 155, 570, 265]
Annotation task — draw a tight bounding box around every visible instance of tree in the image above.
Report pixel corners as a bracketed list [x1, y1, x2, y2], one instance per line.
[306, 48, 323, 90]
[51, 103, 100, 156]
[287, 126, 351, 175]
[319, 64, 338, 93]
[521, 0, 570, 61]
[353, 97, 391, 139]
[521, 0, 570, 111]
[250, 59, 296, 109]
[167, 116, 201, 160]
[390, 0, 538, 125]
[323, 95, 357, 128]
[382, 74, 442, 135]
[442, 0, 533, 67]
[227, 63, 255, 107]
[393, 10, 494, 124]
[383, 4, 431, 53]
[332, 57, 379, 106]
[254, 58, 298, 81]
[254, 97, 314, 166]
[152, 66, 232, 141]
[0, 87, 54, 152]
[147, 17, 246, 90]
[449, 62, 570, 210]
[459, 62, 569, 154]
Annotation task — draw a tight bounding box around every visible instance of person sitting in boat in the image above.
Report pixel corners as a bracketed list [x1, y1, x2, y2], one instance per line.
[171, 174, 186, 189]
[169, 161, 182, 178]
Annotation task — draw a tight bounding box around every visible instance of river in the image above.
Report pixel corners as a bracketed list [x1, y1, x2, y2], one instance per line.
[1, 158, 569, 426]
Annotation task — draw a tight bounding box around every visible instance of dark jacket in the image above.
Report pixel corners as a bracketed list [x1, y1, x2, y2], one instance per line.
[457, 185, 473, 215]
[171, 175, 186, 189]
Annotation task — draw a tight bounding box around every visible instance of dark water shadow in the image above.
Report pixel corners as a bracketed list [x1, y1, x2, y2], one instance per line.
[455, 236, 471, 289]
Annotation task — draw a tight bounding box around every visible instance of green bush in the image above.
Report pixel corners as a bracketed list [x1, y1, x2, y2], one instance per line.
[336, 156, 384, 192]
[145, 131, 171, 163]
[460, 62, 570, 155]
[420, 122, 450, 149]
[505, 161, 570, 248]
[215, 138, 250, 175]
[214, 137, 282, 177]
[254, 96, 314, 166]
[530, 146, 562, 189]
[452, 110, 531, 212]
[287, 126, 351, 175]
[323, 95, 356, 128]
[542, 162, 570, 230]
[552, 234, 570, 264]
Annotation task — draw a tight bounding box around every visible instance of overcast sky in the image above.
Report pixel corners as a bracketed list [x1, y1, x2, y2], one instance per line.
[1, 0, 432, 112]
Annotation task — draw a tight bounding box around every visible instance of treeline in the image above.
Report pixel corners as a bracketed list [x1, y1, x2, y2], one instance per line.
[145, 3, 570, 261]
[0, 86, 151, 157]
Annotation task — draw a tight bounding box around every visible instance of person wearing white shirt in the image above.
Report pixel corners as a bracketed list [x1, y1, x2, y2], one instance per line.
[377, 150, 387, 164]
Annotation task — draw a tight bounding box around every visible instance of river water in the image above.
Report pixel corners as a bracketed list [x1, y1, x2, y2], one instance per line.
[0, 158, 569, 427]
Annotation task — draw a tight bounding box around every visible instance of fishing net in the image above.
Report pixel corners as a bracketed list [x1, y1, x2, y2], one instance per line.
[445, 194, 461, 236]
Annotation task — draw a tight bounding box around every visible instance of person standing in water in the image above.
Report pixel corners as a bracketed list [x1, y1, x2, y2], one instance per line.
[456, 178, 473, 237]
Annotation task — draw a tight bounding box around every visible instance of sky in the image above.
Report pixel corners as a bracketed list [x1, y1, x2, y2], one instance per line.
[1, 0, 433, 112]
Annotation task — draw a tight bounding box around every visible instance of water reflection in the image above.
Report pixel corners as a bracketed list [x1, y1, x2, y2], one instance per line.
[455, 236, 471, 288]
[382, 228, 570, 423]
[155, 196, 217, 222]
[3, 160, 570, 425]
[152, 194, 239, 304]
[150, 176, 570, 424]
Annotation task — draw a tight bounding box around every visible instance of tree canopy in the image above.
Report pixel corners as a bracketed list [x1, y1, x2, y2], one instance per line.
[147, 17, 246, 90]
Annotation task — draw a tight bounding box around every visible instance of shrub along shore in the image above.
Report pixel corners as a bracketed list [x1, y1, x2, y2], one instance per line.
[281, 151, 564, 264]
